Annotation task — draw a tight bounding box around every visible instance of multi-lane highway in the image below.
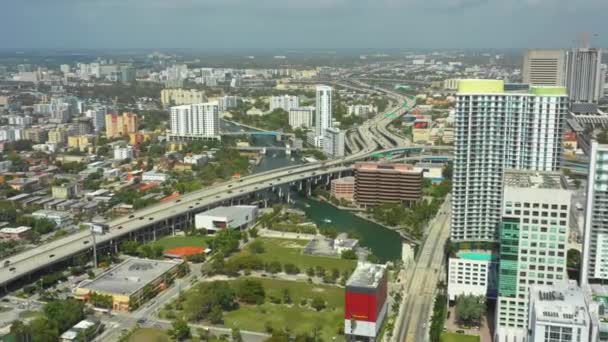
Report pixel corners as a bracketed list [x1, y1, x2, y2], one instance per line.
[0, 79, 418, 290]
[396, 196, 451, 342]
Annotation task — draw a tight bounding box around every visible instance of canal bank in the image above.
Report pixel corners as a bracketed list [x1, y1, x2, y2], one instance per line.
[293, 198, 402, 263]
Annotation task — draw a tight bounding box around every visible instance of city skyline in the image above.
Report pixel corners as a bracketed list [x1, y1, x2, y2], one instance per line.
[3, 0, 608, 49]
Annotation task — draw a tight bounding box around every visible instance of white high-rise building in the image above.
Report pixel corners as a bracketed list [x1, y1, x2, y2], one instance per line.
[323, 127, 345, 158]
[566, 47, 604, 113]
[582, 141, 608, 286]
[495, 170, 571, 342]
[60, 64, 70, 74]
[288, 107, 314, 129]
[451, 80, 568, 242]
[527, 283, 591, 342]
[113, 146, 134, 161]
[85, 108, 106, 133]
[169, 103, 220, 140]
[523, 50, 567, 87]
[270, 95, 299, 112]
[315, 85, 333, 136]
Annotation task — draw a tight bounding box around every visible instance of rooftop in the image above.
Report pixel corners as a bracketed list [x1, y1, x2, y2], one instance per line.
[457, 79, 567, 96]
[354, 162, 418, 173]
[196, 205, 257, 218]
[346, 262, 386, 289]
[504, 170, 566, 190]
[530, 283, 589, 326]
[0, 226, 31, 234]
[456, 250, 497, 262]
[78, 257, 181, 296]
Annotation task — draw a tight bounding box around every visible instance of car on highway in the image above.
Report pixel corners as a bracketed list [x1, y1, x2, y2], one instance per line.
[128, 215, 134, 219]
[3, 260, 9, 268]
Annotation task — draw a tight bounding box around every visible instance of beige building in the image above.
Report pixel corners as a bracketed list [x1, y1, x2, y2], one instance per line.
[522, 49, 566, 86]
[48, 128, 69, 145]
[161, 88, 206, 108]
[52, 183, 78, 199]
[74, 258, 183, 312]
[67, 134, 97, 150]
[330, 176, 355, 200]
[105, 112, 138, 138]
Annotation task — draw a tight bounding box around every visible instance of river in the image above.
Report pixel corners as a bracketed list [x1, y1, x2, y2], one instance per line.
[224, 120, 403, 262]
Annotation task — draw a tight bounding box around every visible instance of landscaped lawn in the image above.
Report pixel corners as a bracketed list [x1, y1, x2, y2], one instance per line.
[148, 235, 210, 251]
[223, 277, 345, 341]
[232, 237, 356, 273]
[440, 332, 481, 342]
[129, 328, 170, 342]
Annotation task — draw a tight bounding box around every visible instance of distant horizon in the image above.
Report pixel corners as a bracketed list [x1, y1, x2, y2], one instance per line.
[3, 0, 608, 50]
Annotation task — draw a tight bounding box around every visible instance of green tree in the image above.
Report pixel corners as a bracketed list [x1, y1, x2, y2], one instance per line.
[209, 304, 223, 324]
[236, 279, 265, 304]
[120, 240, 141, 255]
[248, 240, 265, 254]
[282, 288, 292, 304]
[455, 295, 485, 326]
[29, 317, 58, 342]
[232, 327, 243, 342]
[169, 317, 191, 341]
[341, 250, 357, 260]
[567, 249, 582, 270]
[43, 299, 84, 333]
[311, 297, 326, 311]
[10, 320, 31, 342]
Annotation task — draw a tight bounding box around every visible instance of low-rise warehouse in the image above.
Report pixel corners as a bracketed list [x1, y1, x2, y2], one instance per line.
[74, 258, 183, 312]
[194, 205, 258, 232]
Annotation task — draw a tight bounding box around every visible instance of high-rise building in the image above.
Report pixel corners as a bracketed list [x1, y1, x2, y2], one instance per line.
[582, 141, 608, 285]
[495, 170, 570, 342]
[169, 103, 220, 140]
[344, 263, 388, 342]
[354, 162, 423, 208]
[288, 107, 314, 129]
[522, 50, 566, 87]
[566, 47, 604, 113]
[315, 85, 333, 136]
[114, 146, 134, 161]
[270, 95, 299, 112]
[105, 112, 138, 138]
[85, 108, 106, 133]
[452, 80, 568, 242]
[323, 127, 345, 158]
[527, 283, 591, 342]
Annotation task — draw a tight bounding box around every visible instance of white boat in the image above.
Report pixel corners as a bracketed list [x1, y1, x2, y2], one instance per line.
[323, 218, 332, 223]
[305, 204, 311, 208]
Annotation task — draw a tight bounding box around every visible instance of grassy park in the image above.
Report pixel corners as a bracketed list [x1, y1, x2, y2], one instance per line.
[440, 332, 481, 342]
[223, 278, 344, 341]
[230, 237, 356, 273]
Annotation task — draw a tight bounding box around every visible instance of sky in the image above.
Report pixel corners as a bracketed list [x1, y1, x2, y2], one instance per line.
[2, 0, 608, 50]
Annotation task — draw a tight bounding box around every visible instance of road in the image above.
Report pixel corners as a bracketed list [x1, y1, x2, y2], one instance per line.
[396, 196, 451, 342]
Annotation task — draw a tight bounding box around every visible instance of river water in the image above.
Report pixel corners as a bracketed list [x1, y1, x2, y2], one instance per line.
[224, 120, 403, 262]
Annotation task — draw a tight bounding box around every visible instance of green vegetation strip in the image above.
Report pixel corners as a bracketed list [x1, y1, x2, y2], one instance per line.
[223, 278, 344, 342]
[440, 332, 481, 342]
[230, 237, 356, 273]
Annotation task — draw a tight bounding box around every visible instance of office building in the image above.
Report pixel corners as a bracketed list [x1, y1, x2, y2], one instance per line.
[25, 127, 48, 143]
[0, 226, 32, 241]
[51, 183, 78, 199]
[169, 103, 220, 140]
[105, 112, 138, 138]
[7, 115, 33, 126]
[447, 250, 498, 301]
[47, 128, 69, 145]
[323, 127, 345, 158]
[347, 105, 376, 117]
[32, 210, 72, 226]
[566, 46, 604, 113]
[74, 258, 183, 312]
[452, 80, 568, 242]
[495, 170, 571, 342]
[344, 263, 388, 342]
[354, 162, 423, 208]
[316, 85, 333, 136]
[194, 206, 258, 232]
[444, 79, 460, 91]
[331, 177, 355, 200]
[218, 96, 239, 112]
[85, 108, 106, 133]
[523, 50, 567, 87]
[160, 88, 206, 108]
[119, 66, 136, 83]
[582, 141, 608, 285]
[289, 107, 314, 129]
[114, 146, 134, 161]
[527, 283, 591, 342]
[270, 95, 299, 112]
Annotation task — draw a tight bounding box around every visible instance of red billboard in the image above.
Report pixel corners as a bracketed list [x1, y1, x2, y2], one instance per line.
[345, 291, 378, 322]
